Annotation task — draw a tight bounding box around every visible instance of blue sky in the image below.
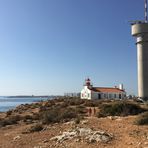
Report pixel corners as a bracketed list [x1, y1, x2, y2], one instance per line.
[0, 0, 145, 95]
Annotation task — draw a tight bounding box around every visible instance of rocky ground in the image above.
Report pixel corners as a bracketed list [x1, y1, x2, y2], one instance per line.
[0, 98, 147, 148]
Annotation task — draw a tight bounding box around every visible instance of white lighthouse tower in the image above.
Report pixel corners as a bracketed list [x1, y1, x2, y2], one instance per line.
[131, 0, 148, 100]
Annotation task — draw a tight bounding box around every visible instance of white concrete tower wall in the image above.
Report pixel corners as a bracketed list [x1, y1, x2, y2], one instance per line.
[131, 23, 148, 100]
[119, 84, 123, 90]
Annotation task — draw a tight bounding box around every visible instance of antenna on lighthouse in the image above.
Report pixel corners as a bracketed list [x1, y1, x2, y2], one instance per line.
[145, 0, 148, 22]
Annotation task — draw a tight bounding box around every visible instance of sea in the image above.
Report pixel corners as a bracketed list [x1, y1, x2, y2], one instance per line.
[0, 96, 52, 112]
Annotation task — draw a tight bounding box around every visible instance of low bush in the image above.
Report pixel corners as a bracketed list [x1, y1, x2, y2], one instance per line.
[60, 102, 69, 108]
[83, 99, 110, 107]
[41, 109, 59, 124]
[28, 124, 43, 133]
[97, 101, 146, 117]
[75, 105, 86, 114]
[66, 98, 84, 106]
[6, 110, 12, 116]
[30, 103, 41, 109]
[135, 111, 148, 125]
[0, 115, 21, 127]
[40, 107, 78, 124]
[60, 108, 77, 121]
[74, 116, 81, 124]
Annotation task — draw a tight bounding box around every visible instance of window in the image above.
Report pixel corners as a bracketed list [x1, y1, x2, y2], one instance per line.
[109, 94, 112, 98]
[114, 94, 116, 98]
[104, 94, 106, 98]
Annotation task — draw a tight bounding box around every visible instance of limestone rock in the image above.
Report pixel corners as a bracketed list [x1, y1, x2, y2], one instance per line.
[50, 127, 113, 143]
[13, 135, 21, 141]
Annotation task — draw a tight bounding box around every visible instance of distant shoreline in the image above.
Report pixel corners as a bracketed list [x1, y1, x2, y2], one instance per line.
[7, 96, 55, 98]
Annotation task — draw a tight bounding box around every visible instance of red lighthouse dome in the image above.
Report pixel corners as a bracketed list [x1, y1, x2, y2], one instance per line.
[84, 78, 92, 88]
[85, 78, 91, 86]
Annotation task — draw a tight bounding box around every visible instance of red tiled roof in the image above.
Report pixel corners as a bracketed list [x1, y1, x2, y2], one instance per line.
[90, 87, 125, 93]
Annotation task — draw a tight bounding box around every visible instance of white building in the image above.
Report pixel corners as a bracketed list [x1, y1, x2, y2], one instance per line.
[81, 78, 126, 100]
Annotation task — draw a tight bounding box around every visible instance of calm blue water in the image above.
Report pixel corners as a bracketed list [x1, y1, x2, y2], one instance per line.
[0, 96, 51, 112]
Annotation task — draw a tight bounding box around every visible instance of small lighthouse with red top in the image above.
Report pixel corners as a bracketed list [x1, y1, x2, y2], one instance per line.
[81, 78, 126, 100]
[84, 78, 93, 89]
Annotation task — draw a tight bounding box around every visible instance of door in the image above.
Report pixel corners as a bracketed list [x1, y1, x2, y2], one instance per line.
[119, 94, 121, 99]
[98, 94, 101, 99]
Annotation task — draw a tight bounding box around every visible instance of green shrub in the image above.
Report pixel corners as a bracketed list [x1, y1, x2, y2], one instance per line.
[60, 108, 77, 121]
[97, 101, 146, 117]
[41, 109, 59, 124]
[135, 111, 148, 125]
[40, 107, 78, 124]
[30, 103, 41, 109]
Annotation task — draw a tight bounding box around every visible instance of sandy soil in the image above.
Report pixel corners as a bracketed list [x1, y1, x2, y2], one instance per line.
[0, 115, 147, 148]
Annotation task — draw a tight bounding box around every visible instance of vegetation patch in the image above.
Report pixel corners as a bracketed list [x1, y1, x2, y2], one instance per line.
[6, 110, 12, 116]
[75, 105, 86, 114]
[134, 111, 148, 125]
[97, 101, 146, 117]
[40, 107, 78, 124]
[0, 115, 21, 127]
[28, 124, 43, 133]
